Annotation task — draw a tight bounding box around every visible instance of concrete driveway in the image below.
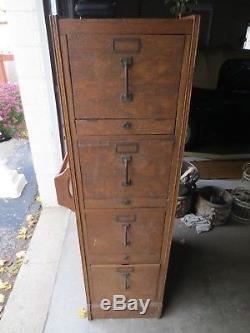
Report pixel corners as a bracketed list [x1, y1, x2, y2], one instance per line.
[0, 139, 40, 260]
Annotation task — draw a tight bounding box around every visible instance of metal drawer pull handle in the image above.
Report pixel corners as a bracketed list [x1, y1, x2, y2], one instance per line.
[122, 155, 132, 186]
[121, 56, 133, 102]
[122, 272, 130, 290]
[122, 223, 130, 246]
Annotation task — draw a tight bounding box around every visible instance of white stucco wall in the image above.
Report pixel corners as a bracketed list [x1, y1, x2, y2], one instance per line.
[5, 0, 62, 206]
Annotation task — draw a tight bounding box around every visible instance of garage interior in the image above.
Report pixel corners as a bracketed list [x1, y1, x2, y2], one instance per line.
[45, 0, 250, 331]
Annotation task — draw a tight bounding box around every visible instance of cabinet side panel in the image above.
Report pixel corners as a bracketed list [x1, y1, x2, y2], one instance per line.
[157, 16, 200, 305]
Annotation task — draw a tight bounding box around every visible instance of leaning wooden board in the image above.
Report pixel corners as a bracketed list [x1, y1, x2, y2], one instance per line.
[51, 16, 199, 319]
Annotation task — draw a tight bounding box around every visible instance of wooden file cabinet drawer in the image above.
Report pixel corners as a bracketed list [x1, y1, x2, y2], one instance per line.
[75, 118, 175, 136]
[68, 34, 184, 120]
[90, 264, 160, 303]
[86, 208, 166, 264]
[78, 135, 174, 208]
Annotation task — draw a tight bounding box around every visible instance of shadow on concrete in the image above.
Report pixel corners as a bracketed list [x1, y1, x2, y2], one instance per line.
[163, 241, 194, 313]
[162, 220, 250, 320]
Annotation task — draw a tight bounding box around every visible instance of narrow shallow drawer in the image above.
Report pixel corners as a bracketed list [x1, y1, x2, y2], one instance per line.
[78, 135, 174, 208]
[86, 208, 166, 264]
[84, 197, 167, 209]
[75, 118, 175, 136]
[90, 264, 160, 303]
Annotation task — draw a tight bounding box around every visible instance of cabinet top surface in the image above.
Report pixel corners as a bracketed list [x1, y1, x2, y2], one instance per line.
[57, 16, 198, 35]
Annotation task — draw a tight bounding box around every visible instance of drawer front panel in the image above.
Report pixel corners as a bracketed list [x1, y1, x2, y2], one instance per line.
[86, 209, 166, 264]
[90, 264, 160, 302]
[68, 34, 184, 119]
[76, 118, 175, 136]
[84, 197, 167, 209]
[78, 136, 174, 201]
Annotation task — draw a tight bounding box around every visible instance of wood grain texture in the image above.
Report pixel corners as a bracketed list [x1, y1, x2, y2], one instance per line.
[78, 135, 174, 200]
[68, 34, 184, 119]
[91, 302, 162, 319]
[75, 118, 175, 136]
[157, 16, 200, 302]
[90, 264, 160, 303]
[59, 18, 194, 35]
[54, 154, 75, 211]
[84, 197, 168, 209]
[193, 159, 247, 179]
[52, 16, 200, 319]
[85, 208, 166, 264]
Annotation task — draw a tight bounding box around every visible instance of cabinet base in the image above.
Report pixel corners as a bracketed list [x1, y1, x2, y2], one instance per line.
[90, 302, 163, 319]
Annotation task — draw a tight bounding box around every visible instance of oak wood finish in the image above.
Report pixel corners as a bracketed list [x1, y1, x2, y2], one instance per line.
[75, 118, 175, 136]
[86, 208, 166, 264]
[51, 16, 199, 319]
[54, 154, 75, 211]
[90, 264, 160, 303]
[59, 18, 194, 35]
[90, 302, 162, 319]
[78, 135, 174, 201]
[84, 196, 168, 209]
[193, 159, 248, 179]
[68, 34, 184, 119]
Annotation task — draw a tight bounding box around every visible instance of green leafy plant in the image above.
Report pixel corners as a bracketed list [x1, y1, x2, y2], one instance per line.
[0, 84, 27, 141]
[164, 0, 198, 18]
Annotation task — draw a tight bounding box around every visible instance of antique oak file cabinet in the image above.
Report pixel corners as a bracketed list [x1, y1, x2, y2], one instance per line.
[52, 16, 199, 319]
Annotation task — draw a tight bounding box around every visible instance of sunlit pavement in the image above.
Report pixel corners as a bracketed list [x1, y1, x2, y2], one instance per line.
[0, 140, 40, 260]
